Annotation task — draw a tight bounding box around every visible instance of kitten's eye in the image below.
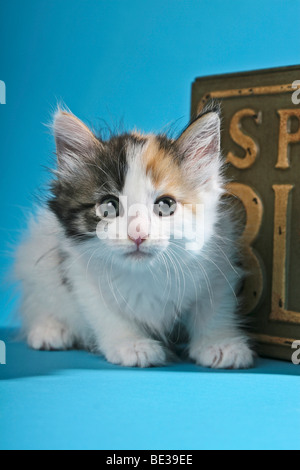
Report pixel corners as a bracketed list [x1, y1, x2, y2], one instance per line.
[154, 197, 177, 217]
[98, 196, 120, 219]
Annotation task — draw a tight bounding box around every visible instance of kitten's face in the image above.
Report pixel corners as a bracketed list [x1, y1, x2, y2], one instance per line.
[50, 108, 223, 265]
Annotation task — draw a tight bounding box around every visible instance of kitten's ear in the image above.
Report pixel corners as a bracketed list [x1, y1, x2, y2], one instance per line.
[176, 109, 221, 185]
[53, 109, 102, 164]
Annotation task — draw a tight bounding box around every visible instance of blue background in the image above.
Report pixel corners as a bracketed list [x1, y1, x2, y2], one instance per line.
[1, 0, 300, 325]
[0, 0, 300, 451]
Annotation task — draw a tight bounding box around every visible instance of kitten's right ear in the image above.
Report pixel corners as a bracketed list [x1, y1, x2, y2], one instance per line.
[53, 109, 102, 164]
[175, 107, 221, 187]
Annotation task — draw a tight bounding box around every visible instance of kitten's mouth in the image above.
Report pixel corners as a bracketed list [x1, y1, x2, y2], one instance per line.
[124, 249, 153, 260]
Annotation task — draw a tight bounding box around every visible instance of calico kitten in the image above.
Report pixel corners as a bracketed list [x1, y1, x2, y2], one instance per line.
[15, 105, 254, 369]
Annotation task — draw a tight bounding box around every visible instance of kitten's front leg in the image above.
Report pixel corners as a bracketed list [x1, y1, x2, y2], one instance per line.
[104, 334, 166, 368]
[93, 309, 166, 368]
[187, 297, 254, 370]
[72, 276, 166, 368]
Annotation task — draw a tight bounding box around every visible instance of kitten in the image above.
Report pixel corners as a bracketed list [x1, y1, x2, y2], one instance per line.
[15, 105, 254, 369]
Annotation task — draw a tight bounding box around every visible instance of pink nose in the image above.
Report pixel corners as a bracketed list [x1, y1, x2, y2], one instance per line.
[129, 235, 147, 247]
[128, 218, 149, 247]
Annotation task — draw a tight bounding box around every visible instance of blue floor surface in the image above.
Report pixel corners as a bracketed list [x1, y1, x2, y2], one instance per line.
[0, 328, 299, 450]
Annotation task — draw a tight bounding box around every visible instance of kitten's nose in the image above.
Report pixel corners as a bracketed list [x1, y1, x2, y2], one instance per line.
[128, 218, 149, 247]
[129, 234, 148, 247]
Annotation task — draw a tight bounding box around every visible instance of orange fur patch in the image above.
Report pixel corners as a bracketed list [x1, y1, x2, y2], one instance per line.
[142, 136, 201, 211]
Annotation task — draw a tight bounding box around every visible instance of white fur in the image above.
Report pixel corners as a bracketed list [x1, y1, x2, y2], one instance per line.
[14, 111, 254, 369]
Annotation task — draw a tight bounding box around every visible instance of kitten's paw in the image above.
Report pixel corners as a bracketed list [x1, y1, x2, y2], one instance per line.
[105, 338, 166, 368]
[190, 340, 254, 370]
[27, 317, 75, 351]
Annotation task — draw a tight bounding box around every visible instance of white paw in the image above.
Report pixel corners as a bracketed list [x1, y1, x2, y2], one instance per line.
[104, 338, 166, 368]
[27, 317, 74, 351]
[190, 340, 254, 369]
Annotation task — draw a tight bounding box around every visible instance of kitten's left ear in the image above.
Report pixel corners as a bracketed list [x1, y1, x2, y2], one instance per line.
[176, 109, 221, 184]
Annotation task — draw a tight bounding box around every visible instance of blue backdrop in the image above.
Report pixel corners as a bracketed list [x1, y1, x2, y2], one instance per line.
[1, 1, 300, 452]
[0, 0, 299, 325]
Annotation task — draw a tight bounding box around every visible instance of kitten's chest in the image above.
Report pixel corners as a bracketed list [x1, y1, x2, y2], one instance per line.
[99, 264, 194, 327]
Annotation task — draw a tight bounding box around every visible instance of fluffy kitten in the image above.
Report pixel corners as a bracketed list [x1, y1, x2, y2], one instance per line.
[15, 105, 254, 369]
